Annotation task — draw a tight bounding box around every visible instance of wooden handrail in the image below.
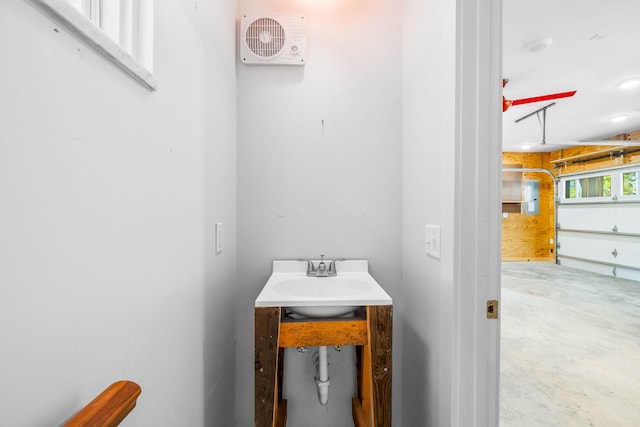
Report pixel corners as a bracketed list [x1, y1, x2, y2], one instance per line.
[64, 381, 141, 427]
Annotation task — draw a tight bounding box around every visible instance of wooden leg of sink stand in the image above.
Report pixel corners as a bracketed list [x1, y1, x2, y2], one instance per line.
[353, 331, 375, 427]
[274, 398, 287, 427]
[255, 307, 286, 427]
[275, 348, 287, 427]
[352, 396, 368, 427]
[352, 305, 393, 427]
[369, 305, 393, 426]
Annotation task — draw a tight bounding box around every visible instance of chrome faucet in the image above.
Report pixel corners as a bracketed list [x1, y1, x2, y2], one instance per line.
[316, 255, 329, 276]
[327, 258, 344, 276]
[301, 255, 345, 277]
[302, 259, 316, 276]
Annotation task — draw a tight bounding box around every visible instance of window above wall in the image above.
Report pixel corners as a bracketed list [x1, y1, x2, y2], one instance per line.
[560, 166, 640, 203]
[33, 0, 156, 91]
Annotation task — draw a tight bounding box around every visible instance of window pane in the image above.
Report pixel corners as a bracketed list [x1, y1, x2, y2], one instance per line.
[583, 176, 610, 197]
[565, 175, 611, 199]
[623, 172, 638, 195]
[603, 175, 611, 197]
[68, 0, 82, 11]
[565, 180, 577, 198]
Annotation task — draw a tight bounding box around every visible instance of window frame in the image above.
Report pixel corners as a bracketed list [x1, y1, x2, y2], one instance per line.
[32, 0, 157, 91]
[559, 165, 640, 203]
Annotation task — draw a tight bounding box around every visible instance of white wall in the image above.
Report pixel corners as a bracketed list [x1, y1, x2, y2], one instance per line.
[235, 0, 403, 425]
[0, 0, 502, 424]
[0, 1, 237, 425]
[402, 0, 502, 426]
[401, 0, 456, 424]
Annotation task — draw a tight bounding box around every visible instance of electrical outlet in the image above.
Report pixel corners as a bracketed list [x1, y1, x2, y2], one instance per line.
[215, 222, 224, 254]
[425, 224, 441, 259]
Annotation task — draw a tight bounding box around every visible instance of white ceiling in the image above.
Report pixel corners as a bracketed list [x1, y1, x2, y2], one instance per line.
[502, 0, 640, 152]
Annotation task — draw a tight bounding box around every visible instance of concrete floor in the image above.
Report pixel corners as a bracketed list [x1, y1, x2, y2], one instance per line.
[500, 262, 640, 427]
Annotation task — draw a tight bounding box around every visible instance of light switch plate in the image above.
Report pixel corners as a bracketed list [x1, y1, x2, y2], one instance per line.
[215, 222, 224, 254]
[425, 224, 441, 259]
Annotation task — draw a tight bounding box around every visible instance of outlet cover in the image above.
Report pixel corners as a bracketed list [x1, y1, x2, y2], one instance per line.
[215, 222, 224, 254]
[425, 224, 441, 259]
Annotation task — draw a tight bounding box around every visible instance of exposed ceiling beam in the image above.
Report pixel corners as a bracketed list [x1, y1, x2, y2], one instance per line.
[609, 130, 640, 141]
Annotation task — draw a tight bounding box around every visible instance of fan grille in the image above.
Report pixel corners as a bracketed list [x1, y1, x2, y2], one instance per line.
[245, 18, 286, 58]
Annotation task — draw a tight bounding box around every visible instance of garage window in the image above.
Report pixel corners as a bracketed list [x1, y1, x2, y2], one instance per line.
[561, 167, 640, 202]
[623, 171, 638, 196]
[564, 174, 611, 199]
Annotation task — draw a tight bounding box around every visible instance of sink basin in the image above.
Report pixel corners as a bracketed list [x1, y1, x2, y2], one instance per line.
[255, 260, 392, 318]
[273, 277, 370, 317]
[273, 277, 371, 298]
[286, 305, 360, 318]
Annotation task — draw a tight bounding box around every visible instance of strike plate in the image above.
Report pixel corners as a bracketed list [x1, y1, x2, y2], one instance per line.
[487, 300, 498, 319]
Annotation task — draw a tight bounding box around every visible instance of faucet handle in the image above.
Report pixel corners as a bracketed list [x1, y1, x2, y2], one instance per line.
[328, 258, 346, 276]
[297, 258, 316, 276]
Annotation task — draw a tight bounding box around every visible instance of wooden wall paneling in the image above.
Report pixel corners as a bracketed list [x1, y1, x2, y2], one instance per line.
[551, 145, 640, 176]
[502, 153, 555, 261]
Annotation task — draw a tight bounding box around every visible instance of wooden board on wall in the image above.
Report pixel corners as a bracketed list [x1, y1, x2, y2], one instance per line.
[550, 143, 640, 176]
[502, 153, 555, 261]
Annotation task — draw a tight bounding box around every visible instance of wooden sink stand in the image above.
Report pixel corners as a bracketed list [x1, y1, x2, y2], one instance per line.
[254, 305, 392, 427]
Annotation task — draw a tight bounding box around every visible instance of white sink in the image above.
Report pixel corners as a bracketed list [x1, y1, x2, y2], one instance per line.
[255, 260, 392, 318]
[273, 277, 370, 317]
[273, 277, 371, 298]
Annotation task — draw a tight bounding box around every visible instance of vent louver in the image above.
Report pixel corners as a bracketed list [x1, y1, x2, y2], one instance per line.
[240, 15, 307, 65]
[245, 18, 286, 58]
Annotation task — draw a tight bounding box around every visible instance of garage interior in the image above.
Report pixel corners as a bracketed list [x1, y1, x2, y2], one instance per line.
[501, 1, 640, 424]
[501, 142, 640, 426]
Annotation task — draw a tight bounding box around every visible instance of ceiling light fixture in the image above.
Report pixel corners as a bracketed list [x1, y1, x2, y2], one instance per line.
[616, 77, 640, 90]
[524, 38, 553, 53]
[609, 114, 629, 123]
[520, 144, 532, 150]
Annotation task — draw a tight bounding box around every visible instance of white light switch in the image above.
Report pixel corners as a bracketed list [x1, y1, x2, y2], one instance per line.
[425, 224, 441, 259]
[215, 222, 224, 254]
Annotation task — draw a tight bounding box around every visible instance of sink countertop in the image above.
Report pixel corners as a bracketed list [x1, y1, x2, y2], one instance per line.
[255, 260, 392, 308]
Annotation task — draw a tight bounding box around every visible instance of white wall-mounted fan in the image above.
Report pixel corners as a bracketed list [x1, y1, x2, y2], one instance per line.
[240, 15, 307, 65]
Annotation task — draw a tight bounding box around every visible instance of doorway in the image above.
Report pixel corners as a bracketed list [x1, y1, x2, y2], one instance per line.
[500, 1, 640, 424]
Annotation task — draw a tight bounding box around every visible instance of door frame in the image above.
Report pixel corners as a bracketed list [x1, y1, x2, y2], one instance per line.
[452, 0, 502, 425]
